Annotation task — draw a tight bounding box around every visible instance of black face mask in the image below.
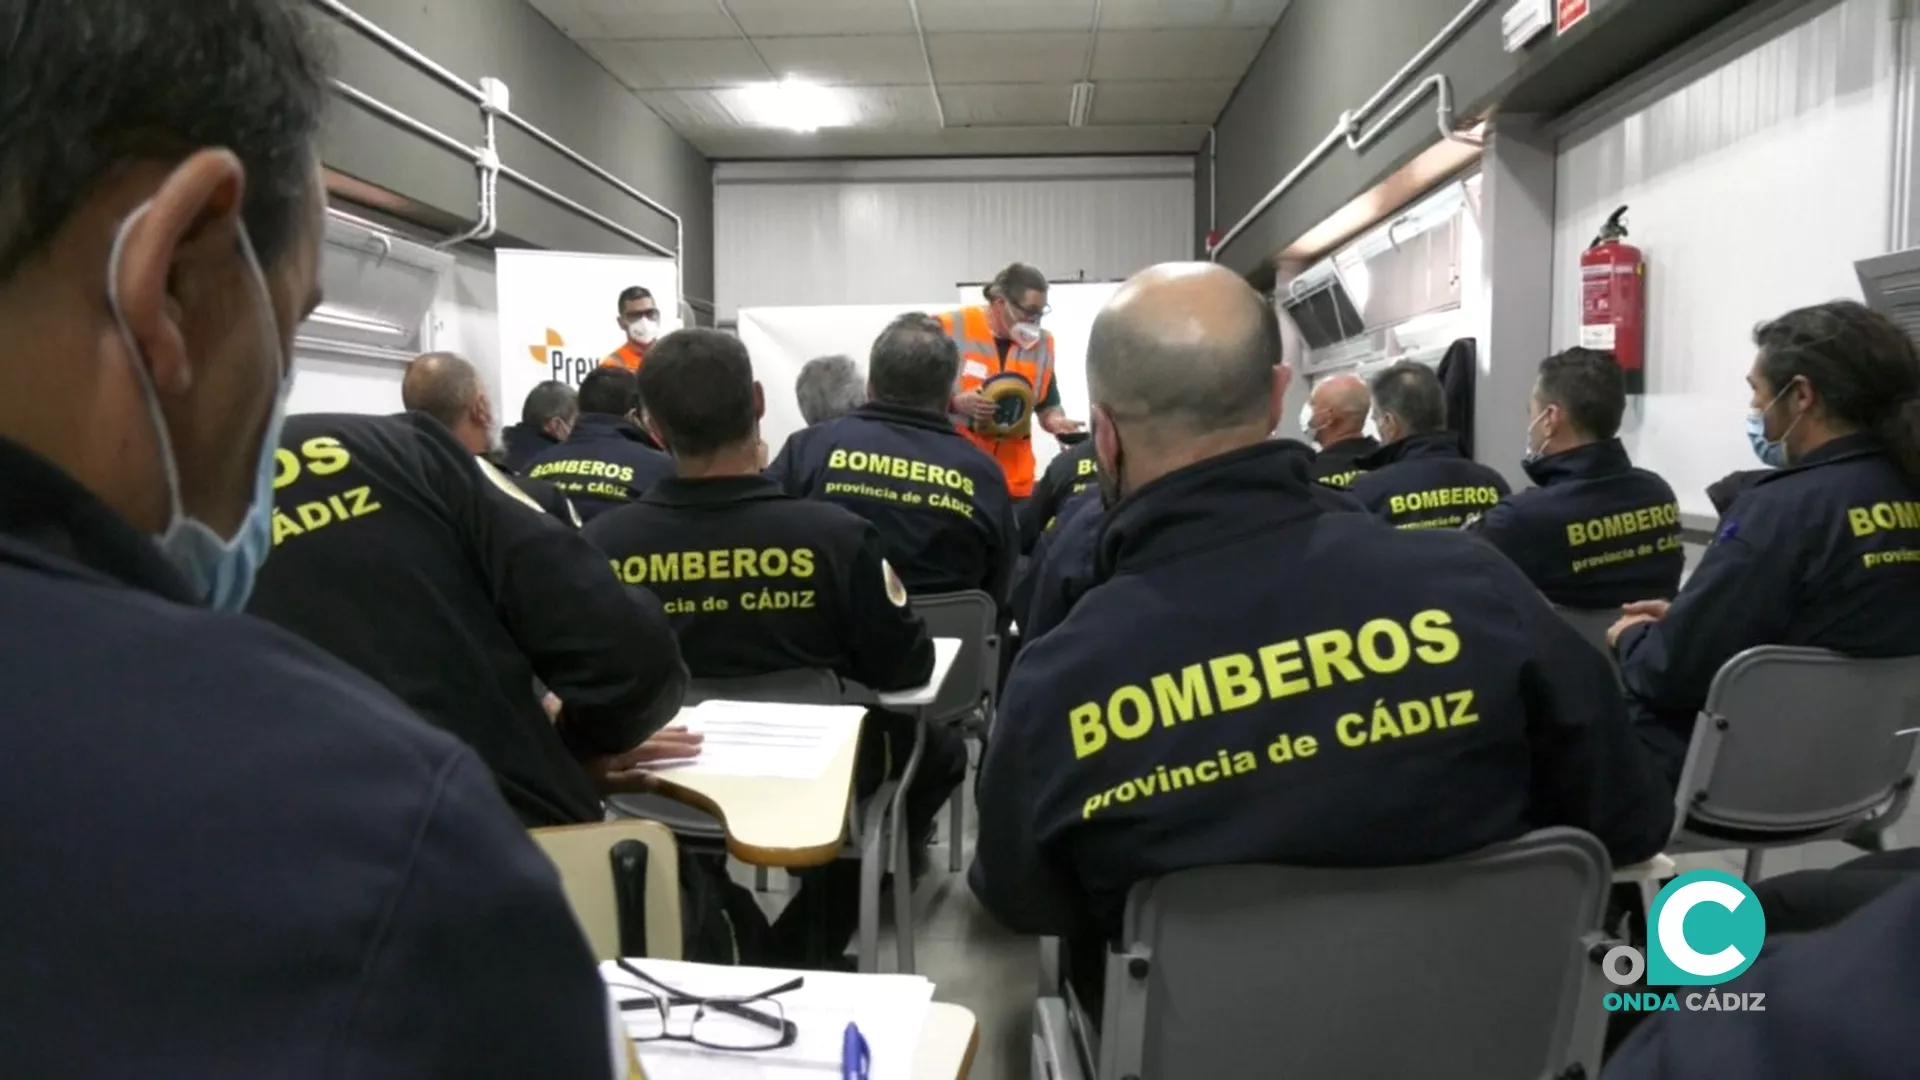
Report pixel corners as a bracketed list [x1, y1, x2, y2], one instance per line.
[1095, 411, 1125, 509]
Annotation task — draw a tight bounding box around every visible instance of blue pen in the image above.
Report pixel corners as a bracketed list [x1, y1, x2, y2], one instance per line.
[841, 1021, 871, 1080]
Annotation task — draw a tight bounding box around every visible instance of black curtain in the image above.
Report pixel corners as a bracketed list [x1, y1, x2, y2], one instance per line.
[1437, 338, 1477, 459]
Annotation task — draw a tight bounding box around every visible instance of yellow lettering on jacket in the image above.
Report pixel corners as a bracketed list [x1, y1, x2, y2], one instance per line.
[612, 547, 816, 585]
[1567, 501, 1681, 546]
[826, 448, 975, 498]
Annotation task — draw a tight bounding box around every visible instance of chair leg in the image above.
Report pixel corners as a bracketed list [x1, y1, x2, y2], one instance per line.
[856, 785, 892, 973]
[948, 737, 970, 873]
[1742, 848, 1765, 882]
[892, 719, 927, 976]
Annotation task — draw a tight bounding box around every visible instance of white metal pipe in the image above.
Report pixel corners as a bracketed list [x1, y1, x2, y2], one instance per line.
[905, 0, 948, 129]
[1209, 0, 1497, 261]
[497, 164, 676, 260]
[438, 110, 499, 249]
[331, 79, 481, 163]
[311, 0, 485, 103]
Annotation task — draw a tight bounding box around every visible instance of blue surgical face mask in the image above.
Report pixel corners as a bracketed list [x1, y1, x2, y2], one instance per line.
[107, 202, 291, 612]
[1745, 381, 1803, 469]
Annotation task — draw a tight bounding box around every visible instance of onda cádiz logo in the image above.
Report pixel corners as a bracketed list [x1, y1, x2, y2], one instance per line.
[1602, 869, 1768, 1013]
[528, 329, 601, 387]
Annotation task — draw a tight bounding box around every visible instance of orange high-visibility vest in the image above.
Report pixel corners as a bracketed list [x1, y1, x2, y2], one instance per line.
[937, 305, 1055, 499]
[602, 342, 646, 372]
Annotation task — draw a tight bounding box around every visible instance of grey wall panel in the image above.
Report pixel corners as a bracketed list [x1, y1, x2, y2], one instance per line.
[314, 0, 714, 307]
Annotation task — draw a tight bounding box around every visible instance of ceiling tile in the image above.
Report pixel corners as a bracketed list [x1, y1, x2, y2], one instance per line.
[581, 37, 770, 90]
[926, 32, 1093, 85]
[1091, 29, 1266, 81]
[1091, 80, 1239, 124]
[528, 0, 737, 40]
[1098, 0, 1292, 30]
[939, 84, 1073, 127]
[915, 0, 1099, 33]
[755, 35, 927, 85]
[725, 0, 917, 37]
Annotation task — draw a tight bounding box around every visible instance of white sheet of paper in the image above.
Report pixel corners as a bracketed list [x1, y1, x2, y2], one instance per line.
[646, 702, 863, 781]
[602, 959, 933, 1080]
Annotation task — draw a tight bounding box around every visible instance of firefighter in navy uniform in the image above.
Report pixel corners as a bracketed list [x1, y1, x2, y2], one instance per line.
[1020, 435, 1097, 552]
[585, 328, 966, 970]
[1610, 301, 1920, 786]
[524, 365, 673, 522]
[501, 379, 577, 473]
[1466, 347, 1683, 609]
[402, 351, 581, 527]
[250, 410, 690, 826]
[768, 312, 1018, 605]
[1302, 372, 1378, 488]
[1347, 360, 1511, 528]
[971, 265, 1672, 1012]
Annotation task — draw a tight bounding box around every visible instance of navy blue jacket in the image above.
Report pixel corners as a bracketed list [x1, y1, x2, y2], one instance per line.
[970, 440, 1673, 939]
[1618, 435, 1920, 781]
[1310, 434, 1379, 489]
[1606, 876, 1920, 1080]
[252, 413, 686, 826]
[501, 421, 560, 474]
[583, 475, 936, 691]
[1014, 486, 1103, 646]
[1466, 438, 1684, 609]
[768, 403, 1018, 606]
[1022, 440, 1098, 552]
[524, 413, 674, 522]
[0, 435, 612, 1077]
[1347, 433, 1512, 529]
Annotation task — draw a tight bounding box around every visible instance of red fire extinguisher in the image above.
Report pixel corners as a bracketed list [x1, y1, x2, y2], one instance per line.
[1581, 206, 1647, 394]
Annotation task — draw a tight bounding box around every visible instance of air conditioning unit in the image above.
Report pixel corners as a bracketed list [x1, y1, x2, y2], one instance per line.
[1857, 246, 1920, 344]
[295, 210, 454, 365]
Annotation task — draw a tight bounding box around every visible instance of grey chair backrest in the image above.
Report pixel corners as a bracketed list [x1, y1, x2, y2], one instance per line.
[1552, 605, 1618, 661]
[683, 667, 869, 706]
[1679, 646, 1920, 835]
[1101, 829, 1613, 1080]
[909, 590, 1000, 725]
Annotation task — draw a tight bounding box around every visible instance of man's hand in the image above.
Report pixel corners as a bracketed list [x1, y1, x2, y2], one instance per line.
[541, 693, 563, 723]
[1039, 409, 1085, 435]
[953, 390, 997, 421]
[588, 726, 705, 793]
[1606, 600, 1671, 650]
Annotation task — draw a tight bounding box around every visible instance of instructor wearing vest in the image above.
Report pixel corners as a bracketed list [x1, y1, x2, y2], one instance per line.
[939, 263, 1085, 500]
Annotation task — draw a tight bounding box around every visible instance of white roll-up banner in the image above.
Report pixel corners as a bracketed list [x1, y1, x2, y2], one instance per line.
[494, 249, 679, 420]
[736, 303, 950, 454]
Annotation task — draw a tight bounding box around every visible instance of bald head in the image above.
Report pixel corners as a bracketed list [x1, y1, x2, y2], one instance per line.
[1307, 373, 1371, 445]
[403, 351, 492, 455]
[1087, 263, 1288, 496]
[1089, 263, 1281, 430]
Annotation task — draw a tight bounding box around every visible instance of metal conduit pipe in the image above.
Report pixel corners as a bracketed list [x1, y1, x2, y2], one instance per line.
[330, 80, 481, 162]
[1209, 0, 1500, 261]
[497, 164, 676, 260]
[314, 0, 704, 316]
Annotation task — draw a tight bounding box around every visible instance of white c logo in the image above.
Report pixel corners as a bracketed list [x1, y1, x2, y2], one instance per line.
[1656, 879, 1749, 978]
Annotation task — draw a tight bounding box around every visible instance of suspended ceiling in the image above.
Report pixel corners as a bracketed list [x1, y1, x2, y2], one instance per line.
[526, 0, 1292, 158]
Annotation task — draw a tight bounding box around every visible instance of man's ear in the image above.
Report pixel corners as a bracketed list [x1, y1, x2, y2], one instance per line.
[1092, 404, 1119, 475]
[642, 413, 668, 451]
[752, 381, 765, 421]
[112, 150, 247, 396]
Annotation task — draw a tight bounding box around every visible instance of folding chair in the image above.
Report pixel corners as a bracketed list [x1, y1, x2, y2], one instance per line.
[873, 590, 1001, 976]
[1036, 829, 1617, 1080]
[908, 591, 1001, 876]
[1667, 646, 1920, 880]
[529, 819, 683, 961]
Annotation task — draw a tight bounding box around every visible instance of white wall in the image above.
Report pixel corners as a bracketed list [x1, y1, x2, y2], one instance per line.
[1550, 0, 1895, 518]
[714, 157, 1193, 322]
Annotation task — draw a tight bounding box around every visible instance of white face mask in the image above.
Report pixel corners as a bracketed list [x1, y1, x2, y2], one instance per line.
[627, 318, 659, 346]
[1364, 412, 1383, 443]
[107, 202, 291, 612]
[1298, 402, 1320, 445]
[1011, 321, 1042, 350]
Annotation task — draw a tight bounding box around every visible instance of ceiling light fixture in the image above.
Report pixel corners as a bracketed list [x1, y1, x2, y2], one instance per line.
[732, 80, 850, 134]
[1068, 81, 1096, 128]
